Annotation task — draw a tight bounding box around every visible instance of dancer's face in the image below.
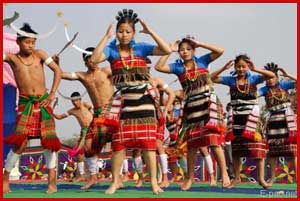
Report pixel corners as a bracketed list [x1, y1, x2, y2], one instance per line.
[71, 99, 81, 108]
[178, 42, 195, 61]
[266, 76, 278, 87]
[234, 59, 249, 78]
[17, 37, 36, 55]
[85, 57, 97, 70]
[116, 23, 135, 46]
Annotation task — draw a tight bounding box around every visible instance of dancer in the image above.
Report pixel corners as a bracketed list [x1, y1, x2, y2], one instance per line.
[3, 23, 62, 194]
[90, 9, 171, 194]
[210, 55, 275, 188]
[155, 37, 230, 190]
[53, 92, 94, 182]
[165, 92, 187, 182]
[53, 47, 114, 190]
[152, 76, 175, 188]
[258, 63, 297, 185]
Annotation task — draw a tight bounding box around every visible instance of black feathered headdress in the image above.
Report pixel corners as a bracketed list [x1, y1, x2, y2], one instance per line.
[264, 62, 279, 76]
[115, 9, 139, 24]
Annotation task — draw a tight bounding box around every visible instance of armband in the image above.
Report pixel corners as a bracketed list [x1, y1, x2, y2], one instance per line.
[44, 57, 54, 65]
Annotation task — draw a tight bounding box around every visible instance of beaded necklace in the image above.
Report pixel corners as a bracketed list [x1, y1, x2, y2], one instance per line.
[236, 78, 250, 94]
[269, 87, 286, 101]
[117, 45, 134, 70]
[184, 60, 198, 81]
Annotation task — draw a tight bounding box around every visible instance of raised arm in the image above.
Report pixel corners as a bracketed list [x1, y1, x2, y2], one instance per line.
[155, 40, 179, 73]
[38, 50, 62, 107]
[155, 55, 172, 73]
[278, 67, 297, 82]
[61, 72, 82, 81]
[139, 19, 171, 56]
[210, 60, 234, 83]
[174, 90, 185, 101]
[51, 54, 82, 81]
[187, 38, 224, 61]
[246, 59, 275, 79]
[90, 23, 114, 64]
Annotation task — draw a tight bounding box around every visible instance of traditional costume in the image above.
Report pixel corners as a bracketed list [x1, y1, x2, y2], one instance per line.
[4, 93, 61, 151]
[221, 72, 267, 158]
[259, 81, 297, 157]
[168, 54, 225, 149]
[87, 107, 112, 154]
[4, 93, 60, 171]
[103, 40, 159, 151]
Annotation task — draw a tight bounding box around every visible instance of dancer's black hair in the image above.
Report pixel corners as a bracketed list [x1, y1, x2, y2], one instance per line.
[178, 35, 196, 50]
[234, 54, 250, 64]
[83, 47, 95, 61]
[70, 92, 81, 98]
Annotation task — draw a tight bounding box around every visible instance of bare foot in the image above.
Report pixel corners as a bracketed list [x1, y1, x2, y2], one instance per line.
[46, 185, 57, 194]
[117, 179, 125, 189]
[72, 175, 86, 182]
[105, 183, 119, 194]
[169, 177, 175, 183]
[80, 177, 98, 190]
[157, 178, 162, 184]
[209, 173, 217, 187]
[151, 184, 164, 195]
[222, 174, 231, 188]
[227, 178, 241, 189]
[159, 179, 169, 188]
[181, 178, 193, 191]
[135, 178, 144, 188]
[122, 174, 129, 182]
[259, 180, 271, 189]
[267, 178, 275, 186]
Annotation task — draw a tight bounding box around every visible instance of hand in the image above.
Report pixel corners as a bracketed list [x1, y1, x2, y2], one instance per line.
[139, 19, 152, 35]
[184, 37, 199, 48]
[222, 60, 234, 70]
[277, 67, 288, 77]
[40, 93, 55, 107]
[245, 59, 256, 71]
[105, 23, 114, 39]
[52, 54, 59, 65]
[170, 40, 180, 52]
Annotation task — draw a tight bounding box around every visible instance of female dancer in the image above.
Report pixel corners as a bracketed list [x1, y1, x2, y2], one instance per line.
[210, 55, 275, 188]
[258, 63, 297, 185]
[90, 9, 171, 194]
[155, 37, 230, 190]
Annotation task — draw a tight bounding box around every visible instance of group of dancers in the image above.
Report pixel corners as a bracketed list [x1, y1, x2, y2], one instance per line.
[3, 8, 297, 195]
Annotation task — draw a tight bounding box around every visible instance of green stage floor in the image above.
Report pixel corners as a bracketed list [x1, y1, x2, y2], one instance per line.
[4, 181, 297, 198]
